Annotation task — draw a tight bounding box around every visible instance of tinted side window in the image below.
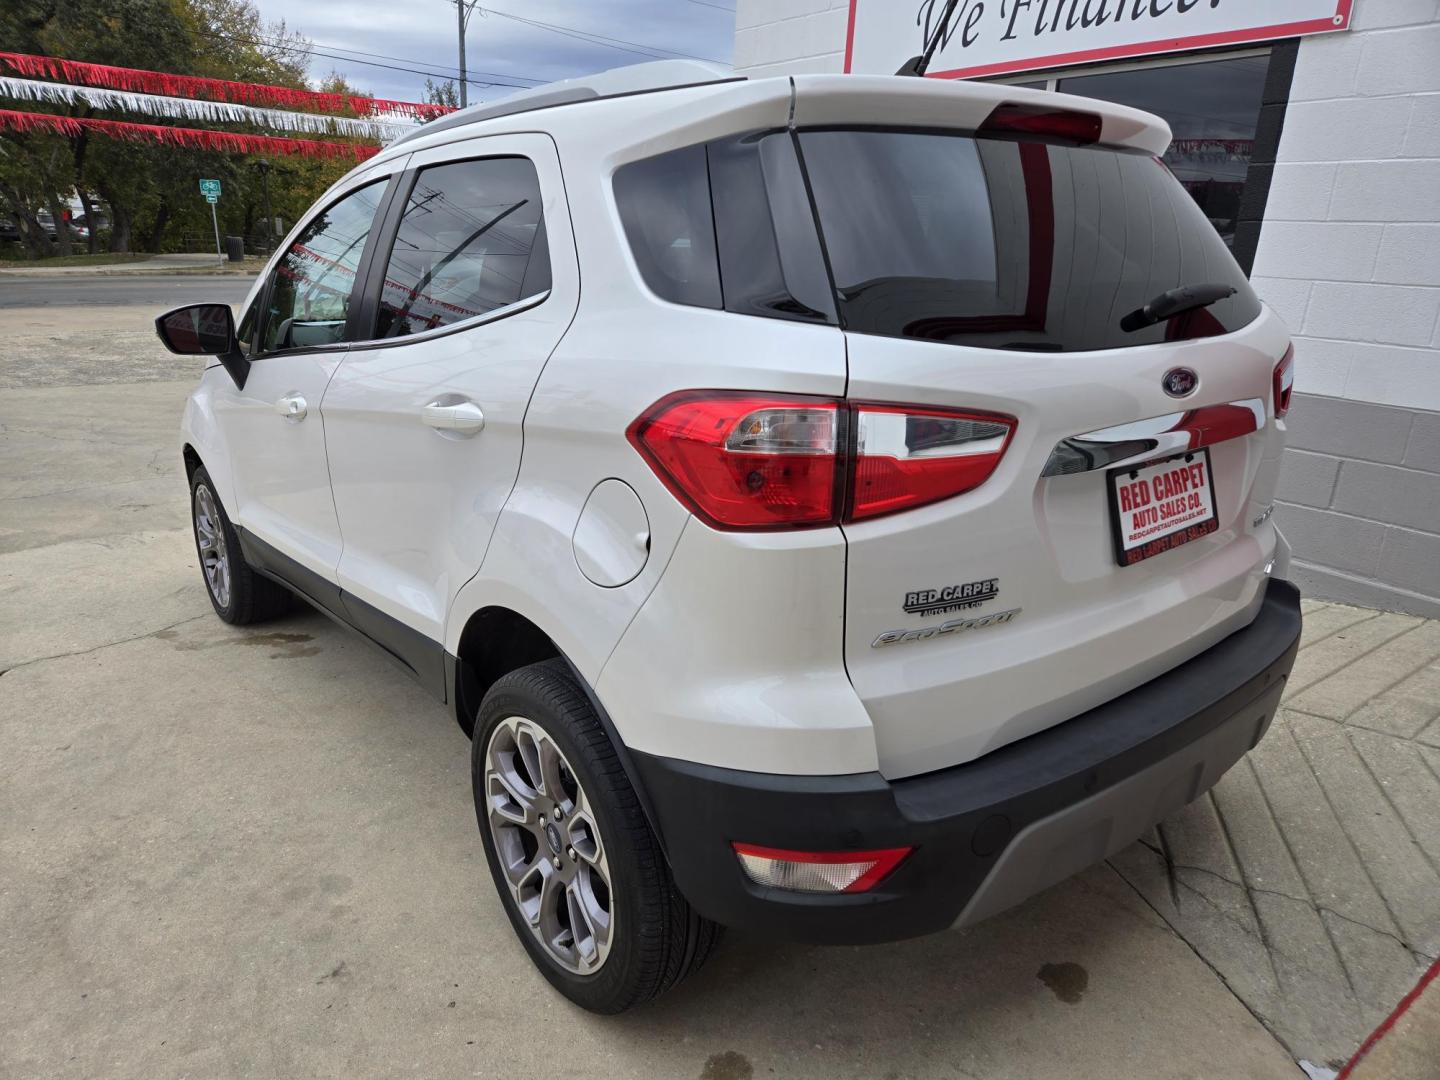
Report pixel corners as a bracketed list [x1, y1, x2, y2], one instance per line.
[615, 136, 835, 323]
[374, 157, 550, 339]
[614, 145, 721, 309]
[708, 134, 834, 323]
[263, 181, 385, 352]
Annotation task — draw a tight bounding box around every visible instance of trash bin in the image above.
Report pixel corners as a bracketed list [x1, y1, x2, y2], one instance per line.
[224, 235, 245, 262]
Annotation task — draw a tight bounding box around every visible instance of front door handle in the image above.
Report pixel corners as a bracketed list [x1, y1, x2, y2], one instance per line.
[422, 399, 486, 436]
[276, 393, 307, 421]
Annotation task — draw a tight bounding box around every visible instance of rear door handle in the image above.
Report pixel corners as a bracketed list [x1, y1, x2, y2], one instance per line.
[276, 393, 307, 421]
[422, 400, 485, 436]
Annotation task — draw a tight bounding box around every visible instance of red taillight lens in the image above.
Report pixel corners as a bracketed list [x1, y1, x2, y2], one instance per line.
[980, 102, 1103, 144]
[629, 393, 1017, 530]
[731, 843, 912, 894]
[1273, 345, 1295, 419]
[627, 392, 841, 530]
[850, 404, 1016, 521]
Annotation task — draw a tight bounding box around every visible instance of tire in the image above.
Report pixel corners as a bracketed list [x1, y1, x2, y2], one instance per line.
[472, 659, 721, 1013]
[189, 466, 292, 625]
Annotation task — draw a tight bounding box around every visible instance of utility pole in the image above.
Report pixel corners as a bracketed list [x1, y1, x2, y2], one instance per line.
[455, 1, 481, 108]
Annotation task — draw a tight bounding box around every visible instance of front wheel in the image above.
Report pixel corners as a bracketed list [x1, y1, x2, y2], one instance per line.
[189, 466, 292, 624]
[472, 659, 720, 1013]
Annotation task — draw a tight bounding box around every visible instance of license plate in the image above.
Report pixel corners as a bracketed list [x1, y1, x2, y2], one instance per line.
[1108, 450, 1219, 566]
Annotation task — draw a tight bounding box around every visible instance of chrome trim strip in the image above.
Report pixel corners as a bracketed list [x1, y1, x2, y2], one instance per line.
[1041, 398, 1265, 477]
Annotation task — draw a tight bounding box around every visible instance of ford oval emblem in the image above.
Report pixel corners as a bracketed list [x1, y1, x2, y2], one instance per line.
[1163, 367, 1199, 398]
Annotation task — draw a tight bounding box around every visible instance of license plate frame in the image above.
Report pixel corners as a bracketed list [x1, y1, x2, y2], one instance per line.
[1107, 449, 1219, 567]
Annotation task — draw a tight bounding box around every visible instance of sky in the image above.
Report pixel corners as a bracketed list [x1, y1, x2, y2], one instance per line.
[248, 0, 737, 106]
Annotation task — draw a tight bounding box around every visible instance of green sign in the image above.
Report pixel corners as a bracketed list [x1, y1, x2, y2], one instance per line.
[198, 178, 221, 198]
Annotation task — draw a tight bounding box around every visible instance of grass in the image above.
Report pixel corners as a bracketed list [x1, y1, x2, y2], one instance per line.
[0, 252, 153, 268]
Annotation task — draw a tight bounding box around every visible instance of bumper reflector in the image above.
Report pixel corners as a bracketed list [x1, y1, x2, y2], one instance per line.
[731, 843, 912, 894]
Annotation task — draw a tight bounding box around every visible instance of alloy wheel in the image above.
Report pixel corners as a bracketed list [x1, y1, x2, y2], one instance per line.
[194, 484, 231, 608]
[483, 716, 614, 974]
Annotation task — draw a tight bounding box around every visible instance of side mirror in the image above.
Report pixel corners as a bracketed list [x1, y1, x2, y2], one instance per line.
[155, 303, 248, 389]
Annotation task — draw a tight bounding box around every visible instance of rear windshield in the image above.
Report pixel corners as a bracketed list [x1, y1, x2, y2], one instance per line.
[797, 129, 1261, 352]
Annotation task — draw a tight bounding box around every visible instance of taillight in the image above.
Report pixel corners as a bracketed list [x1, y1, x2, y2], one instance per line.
[1273, 345, 1295, 419]
[850, 404, 1016, 521]
[980, 102, 1103, 144]
[628, 393, 1016, 530]
[731, 842, 912, 894]
[627, 392, 841, 530]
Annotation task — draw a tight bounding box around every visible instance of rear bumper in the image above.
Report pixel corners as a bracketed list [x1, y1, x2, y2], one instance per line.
[629, 576, 1302, 944]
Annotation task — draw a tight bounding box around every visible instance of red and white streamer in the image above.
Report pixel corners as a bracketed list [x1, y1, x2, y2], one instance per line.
[0, 108, 380, 160]
[0, 51, 454, 122]
[0, 76, 415, 142]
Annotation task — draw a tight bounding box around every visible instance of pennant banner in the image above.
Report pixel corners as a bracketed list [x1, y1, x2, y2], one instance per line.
[0, 108, 381, 160]
[0, 51, 454, 122]
[0, 76, 415, 142]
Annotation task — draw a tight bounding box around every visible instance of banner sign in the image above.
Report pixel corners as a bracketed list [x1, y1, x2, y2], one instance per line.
[844, 0, 1353, 80]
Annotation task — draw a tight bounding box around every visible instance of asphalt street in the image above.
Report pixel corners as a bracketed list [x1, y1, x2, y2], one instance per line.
[2, 274, 1433, 1078]
[0, 273, 251, 308]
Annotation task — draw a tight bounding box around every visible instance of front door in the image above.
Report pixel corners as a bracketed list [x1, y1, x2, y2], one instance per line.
[321, 135, 578, 661]
[212, 175, 396, 590]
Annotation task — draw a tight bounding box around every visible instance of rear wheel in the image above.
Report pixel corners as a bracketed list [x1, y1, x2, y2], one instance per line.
[189, 466, 292, 624]
[473, 659, 720, 1013]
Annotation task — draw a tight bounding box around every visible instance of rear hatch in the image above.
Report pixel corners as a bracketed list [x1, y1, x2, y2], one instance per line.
[792, 83, 1291, 779]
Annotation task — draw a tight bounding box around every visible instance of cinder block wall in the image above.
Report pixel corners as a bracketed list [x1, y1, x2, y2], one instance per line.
[733, 1, 1440, 616]
[733, 0, 848, 77]
[1253, 4, 1440, 617]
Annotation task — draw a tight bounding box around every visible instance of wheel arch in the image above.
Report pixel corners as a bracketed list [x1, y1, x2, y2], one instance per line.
[449, 604, 672, 861]
[182, 443, 204, 483]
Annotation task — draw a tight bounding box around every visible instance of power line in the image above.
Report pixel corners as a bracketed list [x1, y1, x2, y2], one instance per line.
[472, 5, 728, 65]
[186, 26, 545, 92]
[685, 0, 736, 11]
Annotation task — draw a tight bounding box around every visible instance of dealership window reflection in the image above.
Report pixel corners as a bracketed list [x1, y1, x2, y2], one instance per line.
[1057, 55, 1269, 247]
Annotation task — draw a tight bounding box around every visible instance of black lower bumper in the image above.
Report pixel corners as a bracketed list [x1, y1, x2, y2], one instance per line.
[630, 577, 1302, 945]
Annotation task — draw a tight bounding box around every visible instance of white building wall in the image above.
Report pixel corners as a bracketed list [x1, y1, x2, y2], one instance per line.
[1255, 4, 1440, 617]
[733, 0, 848, 78]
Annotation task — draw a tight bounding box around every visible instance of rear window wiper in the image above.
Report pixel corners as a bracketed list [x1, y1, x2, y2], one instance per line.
[1121, 283, 1237, 333]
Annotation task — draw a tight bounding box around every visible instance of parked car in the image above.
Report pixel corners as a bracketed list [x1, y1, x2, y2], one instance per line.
[156, 61, 1302, 1014]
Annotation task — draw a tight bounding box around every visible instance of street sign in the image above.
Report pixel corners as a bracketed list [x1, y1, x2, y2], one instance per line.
[199, 180, 223, 263]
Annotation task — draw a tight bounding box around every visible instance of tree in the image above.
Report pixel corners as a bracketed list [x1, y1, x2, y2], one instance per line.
[0, 0, 375, 258]
[424, 78, 461, 110]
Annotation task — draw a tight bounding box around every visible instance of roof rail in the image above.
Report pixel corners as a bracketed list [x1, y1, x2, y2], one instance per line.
[388, 60, 738, 148]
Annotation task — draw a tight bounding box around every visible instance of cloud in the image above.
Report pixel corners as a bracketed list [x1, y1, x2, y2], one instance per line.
[249, 0, 735, 104]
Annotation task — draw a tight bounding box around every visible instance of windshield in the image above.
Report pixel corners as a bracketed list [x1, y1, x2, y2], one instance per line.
[797, 129, 1261, 352]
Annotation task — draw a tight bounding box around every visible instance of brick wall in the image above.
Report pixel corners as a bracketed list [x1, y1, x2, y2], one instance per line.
[1254, 3, 1440, 617]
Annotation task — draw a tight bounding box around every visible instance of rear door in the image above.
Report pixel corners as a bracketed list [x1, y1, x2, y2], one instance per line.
[320, 134, 577, 683]
[798, 127, 1291, 779]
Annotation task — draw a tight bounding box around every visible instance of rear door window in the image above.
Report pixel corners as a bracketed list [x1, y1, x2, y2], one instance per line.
[797, 129, 1261, 352]
[374, 156, 550, 339]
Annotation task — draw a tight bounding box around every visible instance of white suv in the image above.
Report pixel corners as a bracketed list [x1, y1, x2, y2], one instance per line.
[157, 62, 1303, 1014]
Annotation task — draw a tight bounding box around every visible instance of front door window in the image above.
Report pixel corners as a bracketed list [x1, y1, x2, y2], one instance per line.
[262, 180, 387, 352]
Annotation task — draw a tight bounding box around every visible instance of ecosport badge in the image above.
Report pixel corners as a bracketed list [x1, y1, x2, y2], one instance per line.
[903, 578, 999, 617]
[872, 608, 1021, 649]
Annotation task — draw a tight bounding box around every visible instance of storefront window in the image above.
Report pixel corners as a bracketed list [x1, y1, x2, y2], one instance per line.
[1057, 55, 1269, 248]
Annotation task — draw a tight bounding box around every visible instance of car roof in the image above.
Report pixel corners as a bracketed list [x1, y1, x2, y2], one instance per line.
[367, 61, 1172, 170]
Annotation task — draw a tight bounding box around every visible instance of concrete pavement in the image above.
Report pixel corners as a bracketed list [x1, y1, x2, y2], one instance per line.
[1, 277, 1435, 1077]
